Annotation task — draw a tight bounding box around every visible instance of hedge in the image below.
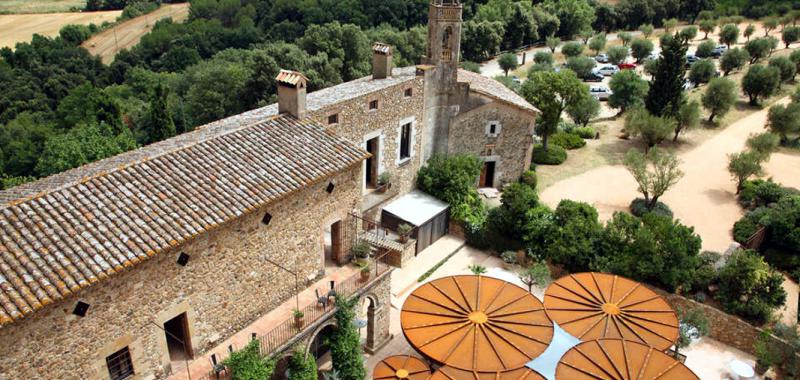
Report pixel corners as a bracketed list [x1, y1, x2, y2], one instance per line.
[630, 198, 674, 218]
[532, 144, 567, 165]
[550, 132, 586, 150]
[574, 127, 598, 139]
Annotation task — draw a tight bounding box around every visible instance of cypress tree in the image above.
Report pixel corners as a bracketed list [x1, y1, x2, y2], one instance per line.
[645, 34, 688, 118]
[143, 83, 176, 144]
[331, 295, 366, 380]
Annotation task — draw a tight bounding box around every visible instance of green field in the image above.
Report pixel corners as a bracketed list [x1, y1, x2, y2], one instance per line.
[0, 0, 86, 14]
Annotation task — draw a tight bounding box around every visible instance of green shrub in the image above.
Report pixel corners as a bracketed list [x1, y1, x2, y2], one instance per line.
[716, 249, 787, 324]
[629, 198, 674, 218]
[550, 132, 586, 150]
[574, 127, 597, 139]
[417, 154, 487, 224]
[733, 215, 760, 244]
[288, 348, 318, 380]
[532, 144, 567, 165]
[521, 170, 538, 189]
[223, 340, 276, 380]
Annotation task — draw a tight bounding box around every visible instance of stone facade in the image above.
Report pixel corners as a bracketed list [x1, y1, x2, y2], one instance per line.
[0, 166, 361, 380]
[449, 100, 536, 187]
[310, 75, 426, 203]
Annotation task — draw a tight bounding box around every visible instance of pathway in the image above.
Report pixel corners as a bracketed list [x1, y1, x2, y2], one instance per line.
[82, 3, 190, 64]
[540, 97, 797, 253]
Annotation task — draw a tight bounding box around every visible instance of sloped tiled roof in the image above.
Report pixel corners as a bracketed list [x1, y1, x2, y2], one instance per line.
[457, 69, 541, 115]
[0, 115, 368, 326]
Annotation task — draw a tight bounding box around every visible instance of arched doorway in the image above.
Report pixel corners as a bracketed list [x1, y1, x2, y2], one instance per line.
[309, 324, 336, 372]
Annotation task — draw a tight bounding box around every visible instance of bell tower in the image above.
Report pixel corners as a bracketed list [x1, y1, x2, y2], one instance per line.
[422, 0, 464, 160]
[424, 0, 462, 86]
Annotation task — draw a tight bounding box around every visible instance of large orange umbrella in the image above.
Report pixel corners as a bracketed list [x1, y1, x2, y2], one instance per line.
[543, 273, 679, 351]
[556, 339, 700, 379]
[429, 366, 546, 380]
[401, 275, 553, 372]
[372, 355, 431, 380]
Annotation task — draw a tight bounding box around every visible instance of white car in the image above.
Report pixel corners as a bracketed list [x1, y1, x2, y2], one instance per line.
[595, 54, 609, 63]
[596, 65, 619, 76]
[589, 86, 613, 101]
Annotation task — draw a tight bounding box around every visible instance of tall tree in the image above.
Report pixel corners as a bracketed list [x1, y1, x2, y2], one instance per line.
[608, 69, 649, 114]
[521, 70, 587, 151]
[623, 147, 684, 210]
[674, 100, 700, 141]
[331, 295, 366, 380]
[742, 64, 780, 106]
[702, 77, 738, 123]
[141, 83, 176, 145]
[645, 34, 688, 118]
[624, 108, 676, 151]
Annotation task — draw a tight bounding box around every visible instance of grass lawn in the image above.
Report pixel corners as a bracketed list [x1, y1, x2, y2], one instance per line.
[0, 0, 86, 14]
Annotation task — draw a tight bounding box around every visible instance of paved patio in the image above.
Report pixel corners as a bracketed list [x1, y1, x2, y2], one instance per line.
[367, 234, 759, 380]
[167, 265, 359, 380]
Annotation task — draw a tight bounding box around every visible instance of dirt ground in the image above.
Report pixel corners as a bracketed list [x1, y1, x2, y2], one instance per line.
[82, 3, 190, 64]
[0, 0, 85, 14]
[0, 10, 120, 48]
[540, 97, 797, 253]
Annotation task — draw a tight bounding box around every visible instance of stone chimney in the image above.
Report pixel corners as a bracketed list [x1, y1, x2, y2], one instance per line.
[372, 43, 393, 80]
[275, 69, 308, 118]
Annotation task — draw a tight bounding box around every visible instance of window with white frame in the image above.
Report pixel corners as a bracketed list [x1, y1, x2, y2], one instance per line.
[486, 121, 501, 137]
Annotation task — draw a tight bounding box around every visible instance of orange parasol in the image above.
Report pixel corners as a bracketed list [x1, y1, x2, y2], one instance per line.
[401, 275, 553, 372]
[372, 355, 431, 380]
[543, 273, 679, 351]
[556, 339, 700, 379]
[429, 366, 546, 380]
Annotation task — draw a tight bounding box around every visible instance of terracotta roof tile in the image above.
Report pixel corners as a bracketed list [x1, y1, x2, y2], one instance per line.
[0, 115, 367, 326]
[457, 69, 541, 115]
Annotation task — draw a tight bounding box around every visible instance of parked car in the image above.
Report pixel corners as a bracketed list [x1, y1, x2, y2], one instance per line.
[618, 62, 636, 70]
[511, 76, 521, 85]
[685, 54, 699, 67]
[595, 54, 609, 63]
[682, 78, 695, 90]
[596, 65, 619, 76]
[712, 45, 728, 57]
[589, 86, 612, 100]
[584, 71, 605, 82]
[647, 52, 660, 61]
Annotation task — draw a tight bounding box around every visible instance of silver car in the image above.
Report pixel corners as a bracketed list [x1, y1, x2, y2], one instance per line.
[589, 86, 612, 101]
[595, 54, 609, 63]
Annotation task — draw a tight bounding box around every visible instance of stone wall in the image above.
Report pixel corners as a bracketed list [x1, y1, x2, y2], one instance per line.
[0, 166, 362, 380]
[449, 100, 535, 187]
[311, 75, 426, 201]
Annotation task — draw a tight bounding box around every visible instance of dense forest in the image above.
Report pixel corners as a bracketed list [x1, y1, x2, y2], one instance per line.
[0, 0, 796, 187]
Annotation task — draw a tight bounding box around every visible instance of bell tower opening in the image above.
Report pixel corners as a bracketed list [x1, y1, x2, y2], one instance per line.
[424, 0, 463, 74]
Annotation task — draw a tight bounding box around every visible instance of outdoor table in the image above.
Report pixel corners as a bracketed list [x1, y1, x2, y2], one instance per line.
[729, 360, 755, 380]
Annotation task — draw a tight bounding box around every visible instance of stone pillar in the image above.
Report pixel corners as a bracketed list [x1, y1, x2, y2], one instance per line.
[363, 273, 392, 354]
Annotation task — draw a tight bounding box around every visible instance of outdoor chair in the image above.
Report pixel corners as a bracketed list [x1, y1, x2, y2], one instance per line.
[327, 280, 337, 299]
[210, 353, 225, 375]
[316, 289, 329, 308]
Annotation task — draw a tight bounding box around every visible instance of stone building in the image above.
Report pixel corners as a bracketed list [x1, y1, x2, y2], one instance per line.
[0, 1, 539, 379]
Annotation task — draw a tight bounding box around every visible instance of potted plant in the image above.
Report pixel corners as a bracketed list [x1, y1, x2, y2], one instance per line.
[352, 241, 370, 264]
[377, 172, 392, 193]
[671, 307, 710, 362]
[501, 251, 517, 269]
[293, 309, 304, 329]
[397, 223, 413, 243]
[360, 261, 371, 282]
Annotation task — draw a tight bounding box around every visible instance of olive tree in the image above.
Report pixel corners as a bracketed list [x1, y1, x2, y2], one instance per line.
[764, 17, 779, 37]
[518, 261, 551, 293]
[623, 147, 684, 210]
[744, 24, 756, 41]
[702, 77, 737, 123]
[546, 36, 560, 53]
[640, 24, 655, 38]
[618, 31, 633, 46]
[689, 59, 717, 85]
[674, 100, 700, 141]
[728, 151, 764, 192]
[720, 48, 750, 75]
[766, 102, 800, 144]
[630, 38, 654, 63]
[562, 41, 585, 58]
[607, 45, 629, 65]
[498, 53, 519, 76]
[742, 64, 780, 105]
[745, 38, 771, 63]
[699, 19, 716, 39]
[782, 26, 800, 48]
[680, 26, 698, 41]
[624, 108, 676, 151]
[608, 70, 649, 113]
[567, 93, 600, 127]
[663, 18, 679, 34]
[719, 24, 740, 48]
[769, 56, 796, 83]
[589, 33, 607, 55]
[566, 56, 597, 79]
[534, 51, 554, 66]
[695, 40, 716, 58]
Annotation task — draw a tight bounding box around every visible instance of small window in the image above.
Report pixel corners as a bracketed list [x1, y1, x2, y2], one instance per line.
[327, 113, 339, 125]
[489, 123, 497, 135]
[106, 347, 135, 380]
[404, 88, 413, 97]
[486, 121, 501, 137]
[369, 99, 379, 110]
[399, 122, 411, 160]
